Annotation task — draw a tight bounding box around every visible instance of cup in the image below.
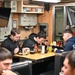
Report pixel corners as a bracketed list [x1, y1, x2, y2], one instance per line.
[41, 45, 45, 54]
[22, 48, 30, 55]
[59, 72, 64, 75]
[38, 45, 42, 53]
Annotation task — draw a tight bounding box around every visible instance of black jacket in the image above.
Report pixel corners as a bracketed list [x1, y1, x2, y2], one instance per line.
[1, 35, 20, 55]
[22, 33, 38, 51]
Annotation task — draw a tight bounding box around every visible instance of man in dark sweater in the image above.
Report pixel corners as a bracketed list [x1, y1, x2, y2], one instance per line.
[55, 29, 75, 53]
[1, 28, 21, 62]
[22, 31, 46, 52]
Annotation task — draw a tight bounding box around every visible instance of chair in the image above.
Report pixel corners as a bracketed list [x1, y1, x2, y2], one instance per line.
[54, 51, 71, 75]
[11, 60, 32, 75]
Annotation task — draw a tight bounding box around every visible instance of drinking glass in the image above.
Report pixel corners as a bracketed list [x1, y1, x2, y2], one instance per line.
[59, 72, 64, 75]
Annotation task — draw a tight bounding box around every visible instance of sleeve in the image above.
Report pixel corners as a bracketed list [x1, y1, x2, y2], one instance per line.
[56, 49, 63, 53]
[64, 42, 73, 51]
[1, 41, 14, 55]
[1, 41, 9, 49]
[22, 40, 29, 48]
[22, 40, 34, 50]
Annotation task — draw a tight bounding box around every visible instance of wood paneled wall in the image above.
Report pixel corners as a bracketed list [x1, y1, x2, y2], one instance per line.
[0, 1, 3, 7]
[34, 4, 53, 44]
[0, 2, 53, 43]
[12, 13, 33, 40]
[0, 2, 75, 43]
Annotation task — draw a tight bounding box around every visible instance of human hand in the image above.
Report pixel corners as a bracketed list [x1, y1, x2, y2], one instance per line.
[42, 40, 49, 46]
[1, 70, 17, 75]
[14, 47, 19, 54]
[22, 48, 30, 55]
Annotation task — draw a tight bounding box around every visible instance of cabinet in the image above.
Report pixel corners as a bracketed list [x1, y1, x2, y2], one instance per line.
[18, 14, 37, 26]
[20, 5, 44, 13]
[4, 1, 17, 12]
[4, 0, 44, 13]
[17, 0, 44, 13]
[4, 0, 44, 27]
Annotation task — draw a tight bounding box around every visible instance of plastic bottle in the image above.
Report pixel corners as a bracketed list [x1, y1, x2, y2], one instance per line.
[34, 44, 38, 53]
[48, 46, 53, 52]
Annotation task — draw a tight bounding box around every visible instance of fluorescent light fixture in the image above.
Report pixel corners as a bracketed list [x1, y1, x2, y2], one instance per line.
[32, 0, 61, 3]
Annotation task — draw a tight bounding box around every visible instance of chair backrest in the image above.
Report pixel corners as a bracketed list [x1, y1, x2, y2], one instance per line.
[11, 60, 32, 75]
[55, 51, 71, 75]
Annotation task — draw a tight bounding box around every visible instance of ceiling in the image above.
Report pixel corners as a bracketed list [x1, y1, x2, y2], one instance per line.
[1, 0, 75, 3]
[29, 0, 75, 6]
[61, 0, 75, 2]
[0, 0, 75, 2]
[30, 0, 75, 3]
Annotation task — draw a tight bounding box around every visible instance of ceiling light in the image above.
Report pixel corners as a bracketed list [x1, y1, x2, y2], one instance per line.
[32, 0, 61, 3]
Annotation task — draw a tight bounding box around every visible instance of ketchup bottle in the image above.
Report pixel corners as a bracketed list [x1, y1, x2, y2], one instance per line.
[34, 44, 38, 53]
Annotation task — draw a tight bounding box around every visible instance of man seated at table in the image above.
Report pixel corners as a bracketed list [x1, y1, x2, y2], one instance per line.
[0, 47, 19, 75]
[1, 28, 21, 62]
[54, 29, 75, 53]
[22, 31, 46, 52]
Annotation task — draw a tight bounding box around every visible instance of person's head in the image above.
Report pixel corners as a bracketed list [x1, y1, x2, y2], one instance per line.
[0, 47, 12, 74]
[61, 50, 75, 75]
[34, 31, 46, 44]
[10, 28, 20, 41]
[63, 29, 73, 42]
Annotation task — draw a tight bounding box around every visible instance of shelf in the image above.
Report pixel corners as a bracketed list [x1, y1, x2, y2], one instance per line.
[12, 12, 44, 14]
[4, 0, 44, 28]
[17, 1, 44, 13]
[4, 0, 44, 14]
[23, 5, 44, 8]
[21, 5, 44, 13]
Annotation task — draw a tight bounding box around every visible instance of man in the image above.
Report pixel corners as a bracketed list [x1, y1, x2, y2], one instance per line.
[63, 29, 75, 51]
[22, 31, 46, 52]
[0, 47, 18, 75]
[1, 28, 21, 62]
[60, 50, 75, 75]
[55, 29, 75, 53]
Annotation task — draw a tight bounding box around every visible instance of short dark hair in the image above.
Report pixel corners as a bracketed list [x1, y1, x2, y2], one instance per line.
[11, 28, 20, 36]
[63, 29, 73, 34]
[37, 31, 46, 39]
[66, 50, 75, 69]
[0, 47, 12, 61]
